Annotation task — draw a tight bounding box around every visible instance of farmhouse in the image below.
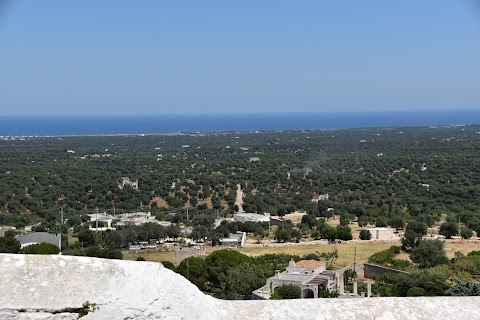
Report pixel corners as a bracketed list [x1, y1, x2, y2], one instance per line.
[119, 177, 139, 190]
[367, 227, 397, 240]
[253, 259, 339, 299]
[219, 232, 246, 248]
[311, 193, 329, 203]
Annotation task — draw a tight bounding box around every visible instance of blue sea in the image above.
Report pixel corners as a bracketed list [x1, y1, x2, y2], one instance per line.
[1, 110, 480, 136]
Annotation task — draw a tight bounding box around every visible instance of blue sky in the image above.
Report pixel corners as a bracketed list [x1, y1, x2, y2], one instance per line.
[0, 1, 479, 115]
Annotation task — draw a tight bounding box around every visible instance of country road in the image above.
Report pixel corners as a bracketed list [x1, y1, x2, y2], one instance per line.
[235, 183, 244, 213]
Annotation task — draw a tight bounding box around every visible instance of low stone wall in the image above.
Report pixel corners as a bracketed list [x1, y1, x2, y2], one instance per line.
[175, 247, 204, 265]
[363, 263, 409, 279]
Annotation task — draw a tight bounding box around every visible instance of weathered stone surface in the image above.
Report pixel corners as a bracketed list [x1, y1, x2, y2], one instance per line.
[1, 254, 479, 320]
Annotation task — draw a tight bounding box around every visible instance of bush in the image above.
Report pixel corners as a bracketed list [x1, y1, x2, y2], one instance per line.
[161, 260, 176, 271]
[21, 242, 60, 254]
[445, 280, 480, 296]
[395, 270, 450, 296]
[0, 237, 21, 253]
[275, 284, 302, 299]
[63, 246, 122, 260]
[407, 287, 426, 296]
[104, 249, 122, 259]
[270, 292, 282, 300]
[136, 256, 146, 261]
[319, 290, 338, 298]
[390, 259, 412, 270]
[460, 227, 473, 239]
[368, 246, 400, 265]
[359, 229, 371, 240]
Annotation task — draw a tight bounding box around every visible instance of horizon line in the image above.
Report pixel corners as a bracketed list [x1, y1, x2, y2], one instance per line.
[2, 108, 480, 117]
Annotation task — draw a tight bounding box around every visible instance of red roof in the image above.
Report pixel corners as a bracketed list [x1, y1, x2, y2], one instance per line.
[295, 260, 324, 270]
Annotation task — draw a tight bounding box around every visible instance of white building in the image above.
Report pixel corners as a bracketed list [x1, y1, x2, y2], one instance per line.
[233, 213, 270, 223]
[367, 227, 396, 240]
[119, 177, 139, 190]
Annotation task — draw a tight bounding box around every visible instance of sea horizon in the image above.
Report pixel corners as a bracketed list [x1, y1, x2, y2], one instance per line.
[1, 109, 480, 136]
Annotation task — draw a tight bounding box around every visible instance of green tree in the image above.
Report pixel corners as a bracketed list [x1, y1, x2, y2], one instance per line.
[410, 239, 449, 268]
[359, 229, 371, 240]
[460, 227, 473, 239]
[275, 284, 302, 299]
[177, 256, 209, 291]
[223, 262, 272, 297]
[67, 215, 82, 228]
[0, 237, 21, 253]
[335, 225, 352, 241]
[77, 229, 96, 247]
[104, 231, 124, 250]
[204, 249, 250, 289]
[395, 270, 450, 296]
[439, 222, 458, 239]
[275, 229, 292, 243]
[343, 269, 357, 285]
[401, 229, 419, 251]
[4, 229, 17, 238]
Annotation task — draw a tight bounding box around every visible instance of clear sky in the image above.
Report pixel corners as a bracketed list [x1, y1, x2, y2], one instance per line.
[0, 0, 479, 115]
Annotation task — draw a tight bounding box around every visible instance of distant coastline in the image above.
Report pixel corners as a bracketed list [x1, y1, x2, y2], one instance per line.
[1, 110, 479, 136]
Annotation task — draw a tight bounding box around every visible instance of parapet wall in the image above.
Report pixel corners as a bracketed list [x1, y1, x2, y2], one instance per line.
[1, 254, 479, 320]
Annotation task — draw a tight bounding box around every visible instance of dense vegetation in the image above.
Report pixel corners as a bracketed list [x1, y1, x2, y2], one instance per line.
[1, 125, 480, 237]
[2, 126, 480, 299]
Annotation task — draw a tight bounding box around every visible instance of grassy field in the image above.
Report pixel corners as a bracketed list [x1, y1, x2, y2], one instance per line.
[239, 241, 400, 268]
[122, 250, 176, 264]
[444, 241, 480, 258]
[121, 240, 479, 267]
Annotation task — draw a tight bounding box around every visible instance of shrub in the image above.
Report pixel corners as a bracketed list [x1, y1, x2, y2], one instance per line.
[270, 292, 282, 300]
[275, 284, 302, 299]
[368, 246, 401, 265]
[0, 237, 21, 253]
[445, 280, 480, 296]
[161, 260, 177, 271]
[22, 242, 60, 254]
[407, 287, 426, 296]
[319, 290, 338, 298]
[359, 229, 371, 240]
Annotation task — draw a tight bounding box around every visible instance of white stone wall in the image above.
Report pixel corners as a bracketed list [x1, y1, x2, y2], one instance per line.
[1, 254, 480, 320]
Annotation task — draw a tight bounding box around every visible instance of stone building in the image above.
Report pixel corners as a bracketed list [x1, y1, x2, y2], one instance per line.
[367, 227, 397, 240]
[119, 177, 139, 190]
[254, 259, 339, 299]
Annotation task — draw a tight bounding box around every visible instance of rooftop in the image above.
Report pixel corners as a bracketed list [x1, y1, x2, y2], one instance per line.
[296, 260, 325, 270]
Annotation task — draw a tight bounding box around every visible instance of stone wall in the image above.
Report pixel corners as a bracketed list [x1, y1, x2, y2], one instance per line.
[175, 246, 204, 265]
[362, 263, 409, 279]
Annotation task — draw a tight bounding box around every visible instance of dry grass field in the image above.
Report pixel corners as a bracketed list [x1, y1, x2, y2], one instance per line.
[239, 241, 401, 268]
[117, 240, 480, 268]
[444, 241, 480, 258]
[122, 250, 176, 264]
